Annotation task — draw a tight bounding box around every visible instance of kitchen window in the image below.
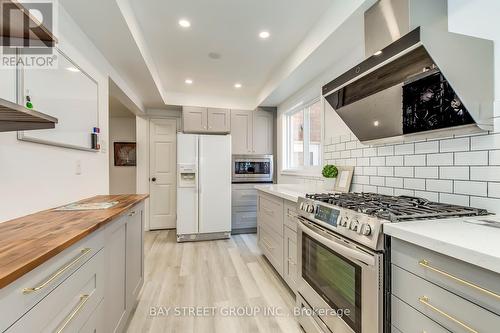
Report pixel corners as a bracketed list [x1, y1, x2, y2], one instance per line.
[283, 98, 322, 172]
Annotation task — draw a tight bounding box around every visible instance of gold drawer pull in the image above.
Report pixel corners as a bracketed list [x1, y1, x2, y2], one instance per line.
[54, 294, 90, 333]
[418, 296, 478, 333]
[128, 210, 136, 216]
[419, 259, 500, 300]
[23, 248, 92, 294]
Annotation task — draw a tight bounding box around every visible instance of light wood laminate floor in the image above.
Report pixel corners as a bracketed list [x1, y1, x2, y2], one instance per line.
[126, 230, 302, 333]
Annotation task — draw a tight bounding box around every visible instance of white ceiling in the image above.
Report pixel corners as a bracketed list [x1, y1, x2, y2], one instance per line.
[60, 0, 372, 110]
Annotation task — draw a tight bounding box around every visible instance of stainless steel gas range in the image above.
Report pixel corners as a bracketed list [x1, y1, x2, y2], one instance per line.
[295, 193, 488, 333]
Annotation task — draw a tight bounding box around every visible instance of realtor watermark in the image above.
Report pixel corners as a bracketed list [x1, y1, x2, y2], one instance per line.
[1, 0, 58, 69]
[149, 305, 351, 319]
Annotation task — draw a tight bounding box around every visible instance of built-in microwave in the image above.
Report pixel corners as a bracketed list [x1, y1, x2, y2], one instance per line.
[232, 155, 273, 183]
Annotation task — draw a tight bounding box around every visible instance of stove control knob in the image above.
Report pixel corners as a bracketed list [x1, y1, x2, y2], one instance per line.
[307, 205, 315, 213]
[360, 224, 372, 236]
[350, 220, 359, 231]
[340, 216, 349, 227]
[299, 202, 305, 211]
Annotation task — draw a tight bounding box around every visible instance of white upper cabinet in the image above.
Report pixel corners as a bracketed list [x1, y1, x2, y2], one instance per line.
[230, 108, 273, 155]
[207, 108, 230, 132]
[183, 106, 230, 133]
[253, 109, 273, 154]
[231, 109, 253, 154]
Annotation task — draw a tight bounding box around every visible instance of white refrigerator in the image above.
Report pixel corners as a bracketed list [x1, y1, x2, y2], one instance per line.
[176, 133, 232, 242]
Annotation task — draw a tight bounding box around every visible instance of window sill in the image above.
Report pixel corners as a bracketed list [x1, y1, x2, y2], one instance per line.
[281, 168, 322, 178]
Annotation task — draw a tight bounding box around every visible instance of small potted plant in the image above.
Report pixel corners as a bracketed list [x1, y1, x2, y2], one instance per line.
[322, 164, 338, 190]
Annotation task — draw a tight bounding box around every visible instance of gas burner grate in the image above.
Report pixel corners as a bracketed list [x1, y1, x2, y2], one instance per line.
[305, 192, 488, 222]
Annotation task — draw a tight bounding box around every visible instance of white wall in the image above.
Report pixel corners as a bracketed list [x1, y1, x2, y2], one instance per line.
[0, 3, 144, 222]
[109, 117, 137, 194]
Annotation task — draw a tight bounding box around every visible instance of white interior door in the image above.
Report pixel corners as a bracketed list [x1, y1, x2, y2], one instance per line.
[149, 118, 177, 229]
[199, 135, 231, 233]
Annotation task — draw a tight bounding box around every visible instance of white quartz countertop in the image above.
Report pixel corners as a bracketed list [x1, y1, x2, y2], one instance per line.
[254, 184, 326, 202]
[384, 216, 500, 274]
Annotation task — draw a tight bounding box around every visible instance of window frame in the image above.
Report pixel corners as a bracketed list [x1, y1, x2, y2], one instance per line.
[282, 97, 323, 174]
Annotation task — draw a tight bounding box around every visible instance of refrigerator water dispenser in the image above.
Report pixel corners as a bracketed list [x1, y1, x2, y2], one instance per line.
[178, 164, 196, 187]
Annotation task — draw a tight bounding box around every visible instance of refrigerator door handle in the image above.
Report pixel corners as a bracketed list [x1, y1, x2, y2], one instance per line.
[197, 136, 202, 231]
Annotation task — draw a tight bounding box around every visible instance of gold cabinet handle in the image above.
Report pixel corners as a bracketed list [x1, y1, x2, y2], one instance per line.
[23, 248, 92, 294]
[54, 294, 90, 333]
[419, 259, 500, 300]
[418, 296, 478, 333]
[128, 210, 136, 216]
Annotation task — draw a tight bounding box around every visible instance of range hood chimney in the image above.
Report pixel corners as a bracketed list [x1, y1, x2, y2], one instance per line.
[323, 0, 494, 145]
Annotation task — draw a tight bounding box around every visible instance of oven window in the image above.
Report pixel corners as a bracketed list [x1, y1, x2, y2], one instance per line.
[302, 233, 362, 333]
[234, 162, 270, 175]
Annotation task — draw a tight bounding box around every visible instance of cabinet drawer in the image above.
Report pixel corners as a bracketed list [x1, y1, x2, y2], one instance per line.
[258, 224, 283, 276]
[258, 193, 284, 236]
[232, 188, 258, 207]
[79, 299, 104, 333]
[6, 249, 105, 333]
[392, 295, 451, 333]
[284, 201, 299, 232]
[392, 238, 500, 315]
[232, 207, 257, 230]
[0, 231, 105, 332]
[392, 264, 500, 333]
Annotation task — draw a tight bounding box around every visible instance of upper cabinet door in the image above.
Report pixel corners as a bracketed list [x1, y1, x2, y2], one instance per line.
[253, 110, 273, 154]
[183, 106, 207, 133]
[207, 108, 230, 133]
[230, 109, 252, 154]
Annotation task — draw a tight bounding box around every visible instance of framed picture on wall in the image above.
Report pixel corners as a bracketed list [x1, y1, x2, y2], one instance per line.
[114, 142, 136, 166]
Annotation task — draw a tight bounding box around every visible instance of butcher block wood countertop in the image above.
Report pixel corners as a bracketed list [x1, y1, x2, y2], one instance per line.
[0, 194, 148, 289]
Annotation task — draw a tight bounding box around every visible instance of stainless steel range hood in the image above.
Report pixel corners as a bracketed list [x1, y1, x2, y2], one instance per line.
[323, 0, 494, 145]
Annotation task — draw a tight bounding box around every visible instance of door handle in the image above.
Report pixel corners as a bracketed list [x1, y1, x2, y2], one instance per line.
[151, 177, 156, 182]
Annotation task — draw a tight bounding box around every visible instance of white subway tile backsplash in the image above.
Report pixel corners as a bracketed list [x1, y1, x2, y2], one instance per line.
[341, 150, 351, 159]
[335, 143, 346, 151]
[471, 133, 500, 151]
[395, 167, 414, 177]
[378, 187, 394, 195]
[364, 185, 377, 193]
[364, 167, 377, 176]
[427, 153, 454, 166]
[470, 167, 500, 182]
[394, 143, 414, 155]
[415, 167, 438, 179]
[340, 134, 351, 142]
[440, 137, 470, 152]
[332, 151, 342, 159]
[377, 167, 394, 177]
[488, 183, 500, 198]
[455, 151, 488, 166]
[386, 177, 403, 188]
[363, 148, 377, 157]
[440, 167, 469, 180]
[404, 178, 426, 190]
[440, 193, 470, 206]
[351, 184, 364, 192]
[331, 136, 341, 144]
[345, 159, 357, 166]
[357, 157, 370, 166]
[489, 150, 500, 165]
[370, 176, 385, 186]
[395, 188, 415, 196]
[415, 141, 439, 154]
[386, 156, 404, 166]
[353, 175, 370, 185]
[345, 141, 357, 150]
[404, 155, 426, 166]
[415, 190, 439, 202]
[454, 181, 487, 196]
[351, 149, 363, 158]
[426, 179, 453, 193]
[470, 196, 500, 214]
[353, 167, 363, 175]
[377, 146, 394, 156]
[370, 157, 385, 166]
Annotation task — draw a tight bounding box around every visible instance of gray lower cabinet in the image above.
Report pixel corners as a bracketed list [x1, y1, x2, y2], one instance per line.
[257, 191, 298, 294]
[391, 238, 500, 333]
[232, 184, 258, 233]
[1, 203, 145, 333]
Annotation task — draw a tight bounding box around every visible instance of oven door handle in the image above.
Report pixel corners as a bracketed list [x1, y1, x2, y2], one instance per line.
[299, 220, 376, 266]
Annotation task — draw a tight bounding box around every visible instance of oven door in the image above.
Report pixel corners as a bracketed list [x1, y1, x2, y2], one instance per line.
[232, 155, 273, 183]
[297, 218, 383, 333]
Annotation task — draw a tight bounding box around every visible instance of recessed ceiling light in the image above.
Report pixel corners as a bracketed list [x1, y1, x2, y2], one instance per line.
[185, 78, 193, 85]
[373, 50, 382, 56]
[259, 31, 270, 39]
[66, 67, 80, 72]
[234, 83, 242, 89]
[178, 19, 191, 28]
[373, 120, 380, 127]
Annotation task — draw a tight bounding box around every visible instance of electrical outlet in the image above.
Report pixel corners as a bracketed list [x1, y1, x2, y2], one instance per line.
[75, 160, 82, 175]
